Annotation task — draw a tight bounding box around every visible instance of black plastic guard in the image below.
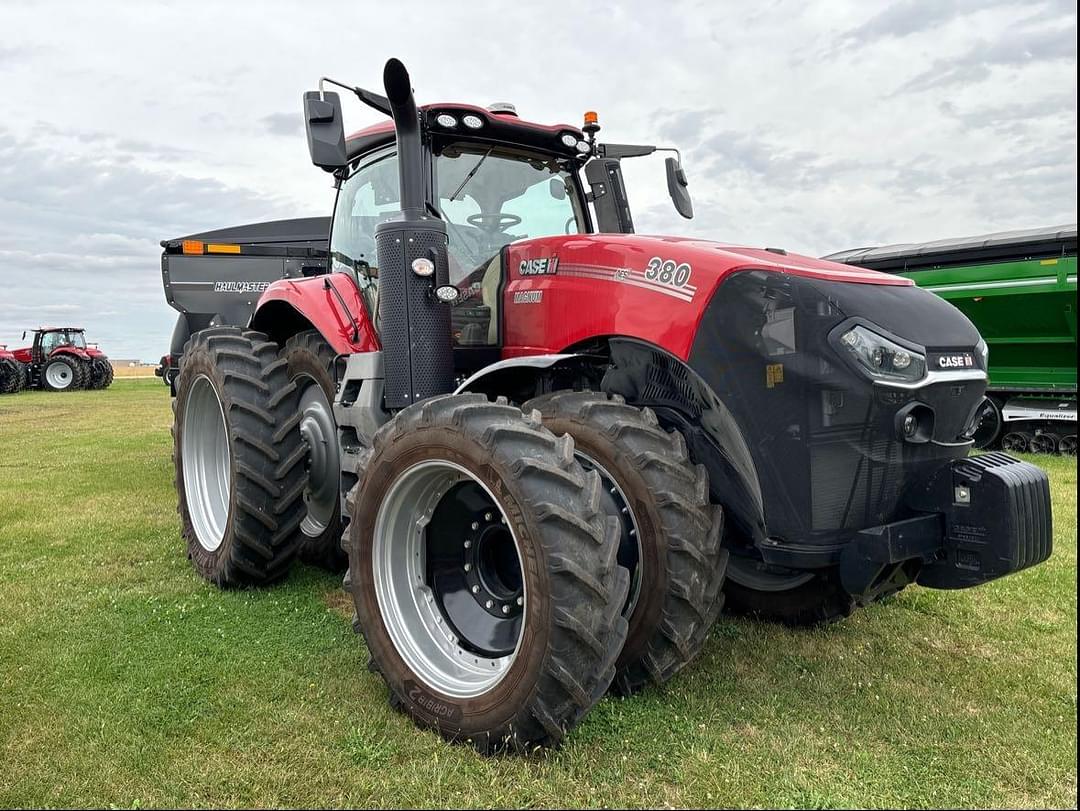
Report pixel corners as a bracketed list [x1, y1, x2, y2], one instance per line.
[910, 453, 1052, 589]
[375, 218, 454, 409]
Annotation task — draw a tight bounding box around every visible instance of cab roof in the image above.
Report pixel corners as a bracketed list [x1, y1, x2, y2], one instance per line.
[346, 103, 586, 162]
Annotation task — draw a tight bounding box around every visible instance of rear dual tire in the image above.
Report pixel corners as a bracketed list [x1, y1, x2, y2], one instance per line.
[280, 330, 346, 572]
[0, 359, 26, 394]
[345, 394, 629, 753]
[88, 358, 114, 389]
[173, 327, 308, 587]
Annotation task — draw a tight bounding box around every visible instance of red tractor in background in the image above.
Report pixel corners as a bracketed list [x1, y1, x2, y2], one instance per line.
[0, 344, 27, 394]
[9, 328, 113, 392]
[166, 59, 1052, 754]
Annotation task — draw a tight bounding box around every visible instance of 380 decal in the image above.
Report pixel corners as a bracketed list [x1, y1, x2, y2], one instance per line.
[557, 257, 698, 302]
[645, 257, 692, 288]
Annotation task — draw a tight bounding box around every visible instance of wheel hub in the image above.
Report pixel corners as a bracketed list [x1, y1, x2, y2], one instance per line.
[461, 512, 524, 620]
[297, 378, 340, 538]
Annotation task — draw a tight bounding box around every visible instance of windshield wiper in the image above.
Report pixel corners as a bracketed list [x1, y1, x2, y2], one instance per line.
[448, 148, 493, 202]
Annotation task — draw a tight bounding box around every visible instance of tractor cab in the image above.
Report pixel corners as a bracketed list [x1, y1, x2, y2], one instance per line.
[32, 328, 87, 362]
[306, 84, 692, 351]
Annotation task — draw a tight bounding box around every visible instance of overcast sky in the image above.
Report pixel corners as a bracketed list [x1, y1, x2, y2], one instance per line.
[0, 0, 1075, 360]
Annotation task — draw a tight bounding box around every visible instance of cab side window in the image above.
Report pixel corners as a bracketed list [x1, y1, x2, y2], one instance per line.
[41, 333, 59, 354]
[329, 148, 399, 314]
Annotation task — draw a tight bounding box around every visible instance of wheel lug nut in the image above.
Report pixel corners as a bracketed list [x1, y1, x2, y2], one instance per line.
[501, 604, 510, 614]
[516, 596, 524, 606]
[470, 522, 479, 530]
[471, 585, 480, 594]
[621, 507, 629, 514]
[610, 487, 617, 494]
[485, 600, 494, 609]
[463, 540, 471, 549]
[463, 563, 472, 572]
[484, 512, 493, 521]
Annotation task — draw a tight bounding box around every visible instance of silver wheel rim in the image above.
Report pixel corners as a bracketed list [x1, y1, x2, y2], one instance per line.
[727, 555, 816, 591]
[297, 375, 340, 538]
[372, 460, 524, 698]
[45, 360, 73, 389]
[182, 375, 231, 552]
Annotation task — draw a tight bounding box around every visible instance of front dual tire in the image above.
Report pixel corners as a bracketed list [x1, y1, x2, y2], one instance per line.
[345, 395, 630, 753]
[522, 392, 728, 694]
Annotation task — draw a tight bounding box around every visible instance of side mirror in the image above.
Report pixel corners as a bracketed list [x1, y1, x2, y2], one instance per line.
[665, 157, 693, 219]
[303, 90, 347, 172]
[549, 178, 567, 200]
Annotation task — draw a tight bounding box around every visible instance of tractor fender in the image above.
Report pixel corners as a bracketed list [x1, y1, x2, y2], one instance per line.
[454, 354, 581, 395]
[457, 339, 767, 544]
[50, 347, 91, 362]
[249, 274, 379, 355]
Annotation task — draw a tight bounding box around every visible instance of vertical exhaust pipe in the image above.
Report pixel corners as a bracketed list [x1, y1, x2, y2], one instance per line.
[375, 58, 454, 408]
[382, 58, 425, 218]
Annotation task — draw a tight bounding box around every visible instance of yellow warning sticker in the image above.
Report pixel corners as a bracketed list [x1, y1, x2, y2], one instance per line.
[766, 363, 784, 388]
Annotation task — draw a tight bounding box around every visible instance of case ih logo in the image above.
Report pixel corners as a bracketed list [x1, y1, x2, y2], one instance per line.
[519, 257, 559, 276]
[213, 281, 271, 293]
[936, 353, 975, 369]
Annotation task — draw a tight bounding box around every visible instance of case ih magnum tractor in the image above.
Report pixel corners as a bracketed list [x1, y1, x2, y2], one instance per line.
[168, 60, 1052, 753]
[10, 328, 113, 392]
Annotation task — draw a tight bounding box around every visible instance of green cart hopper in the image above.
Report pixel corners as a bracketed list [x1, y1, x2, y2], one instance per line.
[826, 225, 1077, 454]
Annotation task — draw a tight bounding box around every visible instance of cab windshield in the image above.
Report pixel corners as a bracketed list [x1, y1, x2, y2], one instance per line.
[43, 330, 85, 350]
[435, 146, 584, 280]
[328, 143, 585, 347]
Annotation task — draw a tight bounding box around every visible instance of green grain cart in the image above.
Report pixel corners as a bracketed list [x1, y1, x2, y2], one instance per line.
[826, 225, 1077, 454]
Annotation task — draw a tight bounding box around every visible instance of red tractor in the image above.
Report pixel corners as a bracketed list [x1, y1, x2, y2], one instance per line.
[167, 60, 1052, 753]
[0, 344, 27, 394]
[10, 328, 113, 392]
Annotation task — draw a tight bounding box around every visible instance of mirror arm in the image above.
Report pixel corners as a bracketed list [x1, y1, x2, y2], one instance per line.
[598, 143, 656, 160]
[654, 146, 684, 166]
[319, 76, 392, 117]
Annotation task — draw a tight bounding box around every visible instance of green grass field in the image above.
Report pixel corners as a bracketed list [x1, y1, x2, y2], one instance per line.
[0, 380, 1075, 808]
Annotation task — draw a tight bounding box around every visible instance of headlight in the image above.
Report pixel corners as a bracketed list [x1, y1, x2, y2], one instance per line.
[838, 325, 927, 383]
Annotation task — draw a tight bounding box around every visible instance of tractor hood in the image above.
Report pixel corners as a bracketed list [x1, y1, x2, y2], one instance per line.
[503, 234, 915, 360]
[519, 233, 911, 289]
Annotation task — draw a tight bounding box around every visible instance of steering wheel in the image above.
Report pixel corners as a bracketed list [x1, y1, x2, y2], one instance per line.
[467, 213, 522, 233]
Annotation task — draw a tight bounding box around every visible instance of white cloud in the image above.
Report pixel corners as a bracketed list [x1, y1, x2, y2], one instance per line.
[0, 0, 1075, 359]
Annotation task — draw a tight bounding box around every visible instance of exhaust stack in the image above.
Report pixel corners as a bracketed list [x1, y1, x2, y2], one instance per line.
[374, 59, 454, 408]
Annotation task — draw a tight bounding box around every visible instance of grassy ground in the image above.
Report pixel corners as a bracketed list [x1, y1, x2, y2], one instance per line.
[0, 379, 1075, 808]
